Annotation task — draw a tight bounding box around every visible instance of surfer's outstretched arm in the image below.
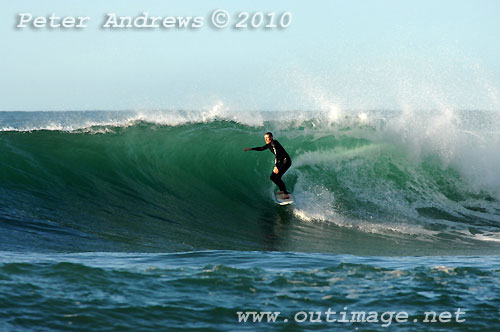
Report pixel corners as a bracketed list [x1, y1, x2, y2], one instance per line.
[243, 144, 269, 152]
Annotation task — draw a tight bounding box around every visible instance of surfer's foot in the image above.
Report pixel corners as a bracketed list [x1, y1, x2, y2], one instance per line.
[276, 191, 284, 195]
[282, 194, 290, 199]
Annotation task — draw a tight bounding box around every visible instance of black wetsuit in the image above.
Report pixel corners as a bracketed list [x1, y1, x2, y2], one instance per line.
[250, 140, 292, 194]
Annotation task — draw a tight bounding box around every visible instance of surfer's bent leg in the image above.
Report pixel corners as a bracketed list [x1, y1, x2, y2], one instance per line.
[270, 159, 291, 194]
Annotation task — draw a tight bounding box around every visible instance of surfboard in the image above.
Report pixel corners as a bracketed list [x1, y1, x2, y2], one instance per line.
[274, 192, 295, 205]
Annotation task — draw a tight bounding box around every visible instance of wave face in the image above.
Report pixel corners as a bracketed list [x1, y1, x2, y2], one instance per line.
[1, 110, 500, 255]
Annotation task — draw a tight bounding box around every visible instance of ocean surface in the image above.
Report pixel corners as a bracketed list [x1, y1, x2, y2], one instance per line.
[1, 110, 500, 331]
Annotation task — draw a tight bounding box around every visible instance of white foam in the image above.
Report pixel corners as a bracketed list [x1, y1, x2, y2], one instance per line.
[290, 168, 437, 238]
[0, 107, 267, 132]
[380, 109, 500, 197]
[457, 230, 500, 243]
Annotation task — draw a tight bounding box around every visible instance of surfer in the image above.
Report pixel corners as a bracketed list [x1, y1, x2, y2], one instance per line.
[244, 132, 292, 199]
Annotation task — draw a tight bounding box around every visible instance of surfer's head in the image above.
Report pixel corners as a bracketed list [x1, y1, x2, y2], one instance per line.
[264, 132, 273, 144]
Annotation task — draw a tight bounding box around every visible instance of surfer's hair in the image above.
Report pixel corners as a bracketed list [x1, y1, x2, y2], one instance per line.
[265, 132, 273, 138]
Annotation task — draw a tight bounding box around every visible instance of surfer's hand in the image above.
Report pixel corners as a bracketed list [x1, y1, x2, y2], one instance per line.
[273, 166, 279, 174]
[243, 148, 250, 151]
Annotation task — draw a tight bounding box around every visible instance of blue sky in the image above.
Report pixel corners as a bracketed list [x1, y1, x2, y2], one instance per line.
[1, 0, 499, 111]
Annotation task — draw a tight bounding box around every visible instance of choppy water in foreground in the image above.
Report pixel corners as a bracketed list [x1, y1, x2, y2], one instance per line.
[1, 251, 500, 331]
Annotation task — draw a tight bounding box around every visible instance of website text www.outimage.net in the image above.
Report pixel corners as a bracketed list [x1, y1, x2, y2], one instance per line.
[237, 307, 466, 328]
